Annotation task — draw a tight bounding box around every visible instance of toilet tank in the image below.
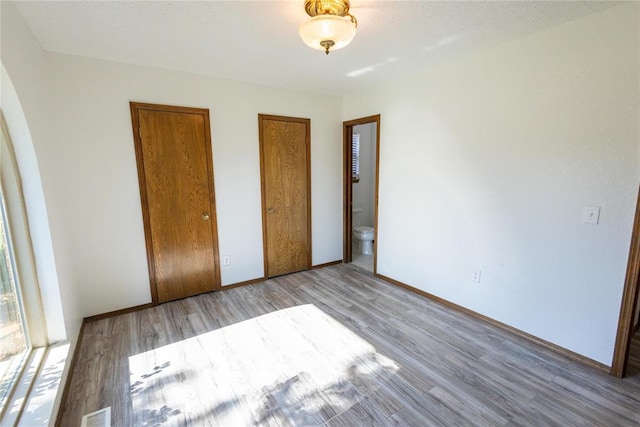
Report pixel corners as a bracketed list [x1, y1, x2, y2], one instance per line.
[352, 208, 363, 228]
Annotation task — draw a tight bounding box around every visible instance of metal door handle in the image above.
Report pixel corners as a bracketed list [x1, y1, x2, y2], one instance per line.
[202, 213, 210, 220]
[268, 208, 275, 213]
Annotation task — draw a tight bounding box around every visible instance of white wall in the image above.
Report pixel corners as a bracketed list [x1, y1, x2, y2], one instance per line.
[352, 123, 376, 229]
[44, 53, 343, 317]
[5, 0, 638, 368]
[344, 3, 640, 365]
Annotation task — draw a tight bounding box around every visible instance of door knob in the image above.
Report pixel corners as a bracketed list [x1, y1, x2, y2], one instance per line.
[268, 208, 275, 213]
[202, 213, 210, 220]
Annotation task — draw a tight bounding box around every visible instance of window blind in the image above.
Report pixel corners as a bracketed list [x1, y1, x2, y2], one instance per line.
[352, 132, 360, 181]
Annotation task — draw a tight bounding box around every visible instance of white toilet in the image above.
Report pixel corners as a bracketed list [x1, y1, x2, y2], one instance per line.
[353, 226, 375, 255]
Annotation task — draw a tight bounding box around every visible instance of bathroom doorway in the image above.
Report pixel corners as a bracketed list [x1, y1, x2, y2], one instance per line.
[343, 115, 380, 273]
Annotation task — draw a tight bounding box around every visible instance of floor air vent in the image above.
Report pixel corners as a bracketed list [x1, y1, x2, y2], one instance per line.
[80, 407, 111, 427]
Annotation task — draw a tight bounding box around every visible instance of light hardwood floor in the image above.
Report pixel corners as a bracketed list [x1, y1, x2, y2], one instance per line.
[58, 264, 640, 426]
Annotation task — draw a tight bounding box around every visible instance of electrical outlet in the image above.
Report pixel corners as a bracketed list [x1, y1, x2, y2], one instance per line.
[223, 255, 231, 266]
[472, 269, 481, 283]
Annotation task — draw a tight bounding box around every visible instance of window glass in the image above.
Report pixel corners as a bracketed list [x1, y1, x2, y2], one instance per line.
[0, 188, 29, 412]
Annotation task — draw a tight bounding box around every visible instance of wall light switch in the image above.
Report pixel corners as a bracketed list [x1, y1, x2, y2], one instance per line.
[583, 206, 600, 225]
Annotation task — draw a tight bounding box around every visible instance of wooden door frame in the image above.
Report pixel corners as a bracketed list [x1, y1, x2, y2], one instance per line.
[343, 115, 380, 273]
[258, 114, 312, 278]
[130, 102, 222, 304]
[611, 184, 640, 377]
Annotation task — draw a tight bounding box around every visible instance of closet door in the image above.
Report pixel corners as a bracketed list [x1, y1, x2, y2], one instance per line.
[259, 114, 311, 278]
[131, 102, 220, 303]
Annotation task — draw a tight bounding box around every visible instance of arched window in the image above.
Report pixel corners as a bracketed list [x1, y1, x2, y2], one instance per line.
[0, 113, 48, 419]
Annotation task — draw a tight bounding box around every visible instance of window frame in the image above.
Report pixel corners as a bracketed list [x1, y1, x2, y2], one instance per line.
[0, 113, 47, 421]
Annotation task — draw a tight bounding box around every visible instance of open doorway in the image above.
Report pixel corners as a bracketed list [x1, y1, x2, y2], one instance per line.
[611, 185, 640, 377]
[343, 115, 380, 273]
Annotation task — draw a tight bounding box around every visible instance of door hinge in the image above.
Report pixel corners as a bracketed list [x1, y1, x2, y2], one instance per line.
[138, 127, 142, 139]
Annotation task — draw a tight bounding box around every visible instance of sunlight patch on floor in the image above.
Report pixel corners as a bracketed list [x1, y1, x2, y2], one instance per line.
[128, 304, 399, 425]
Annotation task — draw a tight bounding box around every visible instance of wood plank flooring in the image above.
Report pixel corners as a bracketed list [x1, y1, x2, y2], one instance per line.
[58, 264, 640, 426]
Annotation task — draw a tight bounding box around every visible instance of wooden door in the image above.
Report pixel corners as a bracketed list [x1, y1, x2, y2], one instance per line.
[259, 115, 311, 278]
[130, 102, 220, 303]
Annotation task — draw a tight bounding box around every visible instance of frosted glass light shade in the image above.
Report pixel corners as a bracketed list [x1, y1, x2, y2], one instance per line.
[299, 15, 357, 52]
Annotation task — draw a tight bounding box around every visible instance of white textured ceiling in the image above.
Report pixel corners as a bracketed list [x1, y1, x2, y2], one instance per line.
[14, 1, 623, 96]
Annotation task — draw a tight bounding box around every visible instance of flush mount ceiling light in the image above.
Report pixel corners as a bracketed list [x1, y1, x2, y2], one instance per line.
[299, 0, 358, 55]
